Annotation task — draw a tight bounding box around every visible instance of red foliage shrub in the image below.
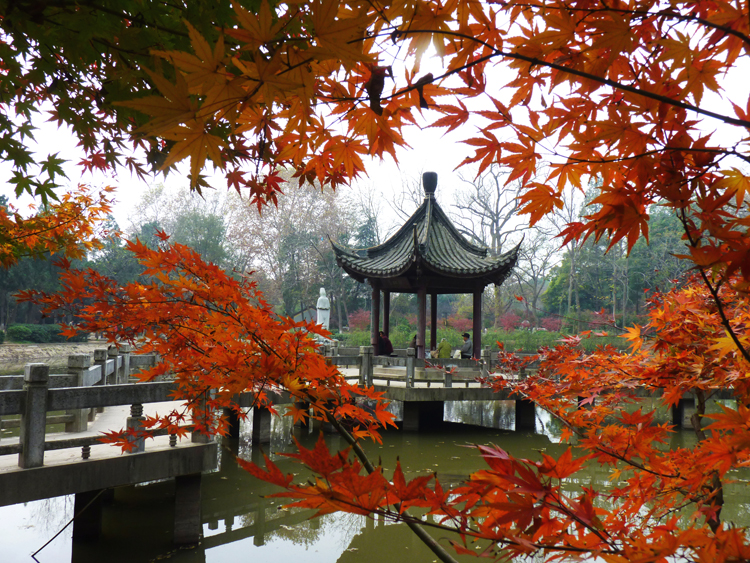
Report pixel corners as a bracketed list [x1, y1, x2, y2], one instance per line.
[498, 312, 521, 331]
[447, 315, 473, 332]
[541, 317, 562, 332]
[348, 309, 370, 331]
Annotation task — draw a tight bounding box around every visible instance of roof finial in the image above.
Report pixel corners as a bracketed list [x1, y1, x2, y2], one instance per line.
[423, 171, 437, 197]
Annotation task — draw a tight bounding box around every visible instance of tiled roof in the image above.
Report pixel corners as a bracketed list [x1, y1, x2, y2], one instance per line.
[332, 191, 519, 291]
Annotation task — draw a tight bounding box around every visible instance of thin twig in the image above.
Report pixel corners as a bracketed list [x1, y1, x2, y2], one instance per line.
[32, 489, 106, 560]
[323, 410, 460, 563]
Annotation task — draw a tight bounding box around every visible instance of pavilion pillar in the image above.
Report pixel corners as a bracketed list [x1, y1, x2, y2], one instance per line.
[383, 291, 391, 337]
[370, 285, 380, 351]
[430, 293, 437, 352]
[473, 289, 482, 359]
[417, 286, 427, 359]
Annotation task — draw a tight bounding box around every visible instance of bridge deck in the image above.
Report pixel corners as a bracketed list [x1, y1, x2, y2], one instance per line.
[0, 400, 218, 507]
[0, 438, 217, 507]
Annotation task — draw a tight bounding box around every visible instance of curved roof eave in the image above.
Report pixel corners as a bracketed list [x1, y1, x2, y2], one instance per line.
[419, 243, 520, 280]
[327, 174, 522, 287]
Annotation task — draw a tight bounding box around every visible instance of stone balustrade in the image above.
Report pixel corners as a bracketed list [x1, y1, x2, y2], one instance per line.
[0, 346, 165, 467]
[325, 345, 498, 388]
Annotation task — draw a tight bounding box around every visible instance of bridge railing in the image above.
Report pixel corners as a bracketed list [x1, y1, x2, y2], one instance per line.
[0, 364, 183, 468]
[324, 345, 502, 388]
[0, 348, 190, 469]
[0, 346, 151, 435]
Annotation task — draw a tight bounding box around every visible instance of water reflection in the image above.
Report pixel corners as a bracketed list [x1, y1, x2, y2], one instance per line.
[5, 399, 750, 563]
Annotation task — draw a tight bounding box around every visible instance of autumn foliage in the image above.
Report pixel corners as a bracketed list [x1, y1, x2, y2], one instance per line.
[4, 0, 750, 560]
[0, 186, 113, 268]
[210, 275, 750, 562]
[21, 237, 396, 447]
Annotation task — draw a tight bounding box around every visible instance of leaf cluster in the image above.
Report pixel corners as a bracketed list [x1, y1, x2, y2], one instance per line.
[21, 235, 397, 449]
[0, 186, 113, 268]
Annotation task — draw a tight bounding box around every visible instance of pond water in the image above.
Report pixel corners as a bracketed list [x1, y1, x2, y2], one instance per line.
[4, 400, 750, 563]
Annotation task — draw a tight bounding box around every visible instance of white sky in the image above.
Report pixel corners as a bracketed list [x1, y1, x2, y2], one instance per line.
[0, 86, 477, 227]
[3, 40, 748, 239]
[1, 40, 511, 236]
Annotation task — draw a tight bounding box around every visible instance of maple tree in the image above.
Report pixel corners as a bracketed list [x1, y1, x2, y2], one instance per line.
[0, 186, 113, 268]
[5, 0, 750, 560]
[22, 236, 397, 443]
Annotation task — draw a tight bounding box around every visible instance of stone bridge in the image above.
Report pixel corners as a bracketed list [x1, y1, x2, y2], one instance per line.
[0, 343, 731, 550]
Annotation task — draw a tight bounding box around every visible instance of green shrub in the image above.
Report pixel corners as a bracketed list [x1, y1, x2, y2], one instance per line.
[337, 330, 370, 347]
[485, 328, 629, 353]
[6, 324, 88, 343]
[6, 324, 33, 342]
[335, 326, 631, 353]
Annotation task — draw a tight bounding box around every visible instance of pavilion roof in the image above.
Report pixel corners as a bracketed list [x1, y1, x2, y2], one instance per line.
[331, 173, 520, 293]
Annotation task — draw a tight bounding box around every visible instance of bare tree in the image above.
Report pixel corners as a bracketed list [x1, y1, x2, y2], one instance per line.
[449, 165, 530, 327]
[345, 181, 388, 246]
[129, 183, 227, 236]
[542, 184, 587, 332]
[452, 165, 527, 252]
[389, 174, 425, 224]
[223, 174, 357, 317]
[511, 230, 558, 325]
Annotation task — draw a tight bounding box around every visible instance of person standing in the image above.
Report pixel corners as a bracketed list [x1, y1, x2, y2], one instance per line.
[460, 332, 473, 359]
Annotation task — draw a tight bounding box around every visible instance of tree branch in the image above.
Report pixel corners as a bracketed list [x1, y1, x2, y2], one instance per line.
[323, 411, 460, 563]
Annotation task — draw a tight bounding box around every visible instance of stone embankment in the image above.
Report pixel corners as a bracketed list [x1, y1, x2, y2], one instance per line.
[0, 341, 110, 374]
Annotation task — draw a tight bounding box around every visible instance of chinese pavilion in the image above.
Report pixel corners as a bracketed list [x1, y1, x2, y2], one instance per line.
[332, 172, 520, 359]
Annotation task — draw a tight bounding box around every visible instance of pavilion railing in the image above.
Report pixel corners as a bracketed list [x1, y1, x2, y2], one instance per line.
[323, 345, 505, 388]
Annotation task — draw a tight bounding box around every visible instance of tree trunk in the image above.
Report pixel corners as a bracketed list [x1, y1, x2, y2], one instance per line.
[335, 291, 343, 332]
[612, 259, 617, 329]
[9, 298, 17, 325]
[622, 253, 629, 326]
[567, 245, 580, 333]
[575, 272, 581, 332]
[493, 286, 501, 328]
[566, 248, 575, 333]
[691, 390, 724, 532]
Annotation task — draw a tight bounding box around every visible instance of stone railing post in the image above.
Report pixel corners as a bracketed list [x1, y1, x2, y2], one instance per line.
[93, 349, 108, 380]
[126, 403, 145, 453]
[118, 344, 132, 383]
[406, 348, 415, 388]
[331, 343, 338, 357]
[481, 346, 491, 379]
[19, 363, 49, 468]
[443, 368, 452, 388]
[359, 346, 373, 387]
[93, 349, 108, 415]
[66, 354, 91, 433]
[107, 346, 121, 384]
[191, 391, 212, 444]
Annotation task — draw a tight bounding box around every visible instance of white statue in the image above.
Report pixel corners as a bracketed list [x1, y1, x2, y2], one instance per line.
[316, 287, 330, 330]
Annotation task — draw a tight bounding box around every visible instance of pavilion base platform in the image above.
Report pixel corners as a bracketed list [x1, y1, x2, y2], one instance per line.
[72, 488, 107, 541]
[397, 397, 540, 432]
[515, 399, 537, 431]
[402, 401, 445, 432]
[672, 398, 696, 430]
